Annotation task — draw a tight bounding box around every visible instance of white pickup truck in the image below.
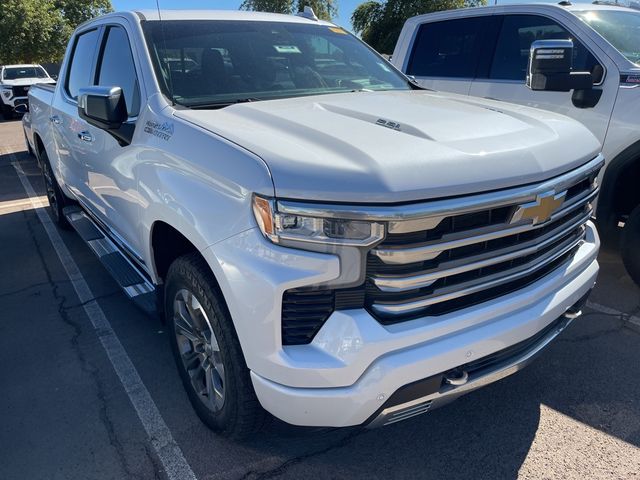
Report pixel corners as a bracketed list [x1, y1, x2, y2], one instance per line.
[24, 9, 602, 438]
[0, 64, 55, 119]
[392, 2, 640, 286]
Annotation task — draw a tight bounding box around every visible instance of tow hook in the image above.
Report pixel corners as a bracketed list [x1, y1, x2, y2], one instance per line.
[564, 307, 582, 319]
[444, 369, 469, 386]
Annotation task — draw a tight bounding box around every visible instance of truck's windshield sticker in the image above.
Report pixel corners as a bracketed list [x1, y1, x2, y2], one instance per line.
[144, 120, 174, 141]
[274, 45, 301, 54]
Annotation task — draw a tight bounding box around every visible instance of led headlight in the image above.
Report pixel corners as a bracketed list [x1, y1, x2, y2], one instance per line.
[252, 195, 384, 247]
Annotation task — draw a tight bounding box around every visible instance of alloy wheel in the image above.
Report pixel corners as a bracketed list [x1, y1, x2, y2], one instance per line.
[173, 288, 226, 412]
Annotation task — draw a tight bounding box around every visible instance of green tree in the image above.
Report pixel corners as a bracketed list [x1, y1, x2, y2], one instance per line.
[240, 0, 338, 21]
[352, 0, 486, 54]
[0, 0, 112, 64]
[239, 0, 293, 15]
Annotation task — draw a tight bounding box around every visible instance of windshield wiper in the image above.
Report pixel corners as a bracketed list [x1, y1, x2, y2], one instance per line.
[190, 98, 262, 109]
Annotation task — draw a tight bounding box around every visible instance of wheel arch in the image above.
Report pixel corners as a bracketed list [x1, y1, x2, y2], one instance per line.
[150, 221, 237, 329]
[597, 139, 640, 234]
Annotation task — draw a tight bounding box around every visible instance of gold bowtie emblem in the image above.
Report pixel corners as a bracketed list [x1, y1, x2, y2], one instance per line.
[511, 191, 566, 226]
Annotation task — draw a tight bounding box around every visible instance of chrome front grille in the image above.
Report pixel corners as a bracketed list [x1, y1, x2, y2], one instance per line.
[281, 156, 603, 344]
[366, 163, 600, 323]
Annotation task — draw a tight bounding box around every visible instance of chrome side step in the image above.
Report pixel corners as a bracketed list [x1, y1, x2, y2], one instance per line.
[63, 206, 158, 316]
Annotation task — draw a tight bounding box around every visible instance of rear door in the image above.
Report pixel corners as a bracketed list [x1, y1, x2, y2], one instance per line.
[469, 12, 618, 145]
[403, 15, 498, 95]
[51, 27, 102, 202]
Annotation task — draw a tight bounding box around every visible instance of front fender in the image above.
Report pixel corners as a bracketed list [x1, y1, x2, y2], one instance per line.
[136, 108, 274, 282]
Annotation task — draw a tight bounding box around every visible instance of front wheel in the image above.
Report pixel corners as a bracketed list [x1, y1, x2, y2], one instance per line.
[621, 205, 640, 287]
[165, 254, 267, 438]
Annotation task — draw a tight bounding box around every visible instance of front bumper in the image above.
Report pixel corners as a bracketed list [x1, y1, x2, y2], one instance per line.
[1, 96, 28, 109]
[205, 222, 599, 427]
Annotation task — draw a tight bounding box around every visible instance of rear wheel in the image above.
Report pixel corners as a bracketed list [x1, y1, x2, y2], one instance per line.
[165, 254, 267, 439]
[40, 149, 71, 229]
[621, 205, 640, 287]
[24, 131, 34, 156]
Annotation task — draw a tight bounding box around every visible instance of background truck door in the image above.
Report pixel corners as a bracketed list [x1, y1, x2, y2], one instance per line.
[469, 13, 618, 146]
[402, 15, 498, 95]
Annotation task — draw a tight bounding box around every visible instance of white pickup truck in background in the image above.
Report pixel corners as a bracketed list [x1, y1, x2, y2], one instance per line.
[24, 9, 602, 438]
[0, 64, 55, 119]
[392, 2, 640, 286]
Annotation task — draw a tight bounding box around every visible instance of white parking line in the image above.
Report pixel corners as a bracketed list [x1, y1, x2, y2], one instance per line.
[587, 301, 640, 327]
[9, 154, 197, 480]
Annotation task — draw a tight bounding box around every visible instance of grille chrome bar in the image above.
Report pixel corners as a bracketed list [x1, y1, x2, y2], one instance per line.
[372, 187, 596, 265]
[372, 211, 590, 293]
[371, 230, 585, 317]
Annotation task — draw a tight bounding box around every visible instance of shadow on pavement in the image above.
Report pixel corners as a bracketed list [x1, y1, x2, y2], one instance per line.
[229, 305, 639, 479]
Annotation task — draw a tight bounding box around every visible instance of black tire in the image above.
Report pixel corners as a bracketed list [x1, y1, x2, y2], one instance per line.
[40, 149, 71, 229]
[165, 253, 267, 439]
[1, 104, 13, 120]
[24, 131, 34, 156]
[621, 205, 640, 287]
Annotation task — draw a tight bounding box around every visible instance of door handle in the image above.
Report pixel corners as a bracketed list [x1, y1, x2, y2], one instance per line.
[78, 131, 93, 142]
[49, 115, 61, 125]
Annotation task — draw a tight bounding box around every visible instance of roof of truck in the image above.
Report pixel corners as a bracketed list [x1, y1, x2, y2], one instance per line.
[1, 64, 42, 69]
[134, 9, 335, 26]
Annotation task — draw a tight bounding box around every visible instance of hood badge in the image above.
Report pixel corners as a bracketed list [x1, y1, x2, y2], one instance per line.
[510, 191, 567, 226]
[376, 118, 401, 131]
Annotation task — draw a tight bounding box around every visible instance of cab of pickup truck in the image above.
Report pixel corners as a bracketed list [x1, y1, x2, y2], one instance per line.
[26, 9, 602, 438]
[392, 2, 640, 287]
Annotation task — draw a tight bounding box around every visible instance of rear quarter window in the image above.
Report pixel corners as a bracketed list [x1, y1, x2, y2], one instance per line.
[407, 17, 487, 78]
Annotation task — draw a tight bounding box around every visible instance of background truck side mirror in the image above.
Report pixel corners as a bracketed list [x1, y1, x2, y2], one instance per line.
[526, 40, 593, 92]
[78, 86, 133, 146]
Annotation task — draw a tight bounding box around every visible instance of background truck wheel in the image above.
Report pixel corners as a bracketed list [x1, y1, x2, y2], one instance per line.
[621, 205, 640, 287]
[1, 104, 13, 120]
[40, 149, 71, 229]
[165, 254, 267, 439]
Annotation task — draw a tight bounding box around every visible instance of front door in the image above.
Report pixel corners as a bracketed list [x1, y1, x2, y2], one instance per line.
[469, 13, 618, 146]
[82, 24, 145, 260]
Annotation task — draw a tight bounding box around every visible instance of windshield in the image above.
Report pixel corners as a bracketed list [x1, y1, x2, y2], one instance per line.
[2, 66, 48, 80]
[142, 20, 410, 108]
[576, 10, 640, 64]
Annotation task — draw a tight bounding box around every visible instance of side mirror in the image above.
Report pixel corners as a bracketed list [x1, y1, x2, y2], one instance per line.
[527, 40, 593, 92]
[14, 103, 29, 114]
[78, 86, 133, 145]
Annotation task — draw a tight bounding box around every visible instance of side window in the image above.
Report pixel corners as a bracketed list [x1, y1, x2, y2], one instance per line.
[66, 29, 100, 99]
[96, 26, 141, 116]
[490, 15, 601, 81]
[407, 17, 486, 78]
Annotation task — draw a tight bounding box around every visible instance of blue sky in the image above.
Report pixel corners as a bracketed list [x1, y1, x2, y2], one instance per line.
[111, 0, 598, 31]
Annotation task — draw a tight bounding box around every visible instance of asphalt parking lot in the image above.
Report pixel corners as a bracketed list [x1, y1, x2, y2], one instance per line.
[1, 117, 639, 480]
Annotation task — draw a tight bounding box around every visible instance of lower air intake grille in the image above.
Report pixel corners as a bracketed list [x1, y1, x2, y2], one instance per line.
[282, 289, 334, 345]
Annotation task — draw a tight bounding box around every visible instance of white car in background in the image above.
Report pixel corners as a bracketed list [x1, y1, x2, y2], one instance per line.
[392, 2, 640, 286]
[0, 64, 55, 119]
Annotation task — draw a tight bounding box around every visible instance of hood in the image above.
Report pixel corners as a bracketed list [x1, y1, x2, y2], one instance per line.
[1, 78, 55, 87]
[175, 90, 601, 203]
